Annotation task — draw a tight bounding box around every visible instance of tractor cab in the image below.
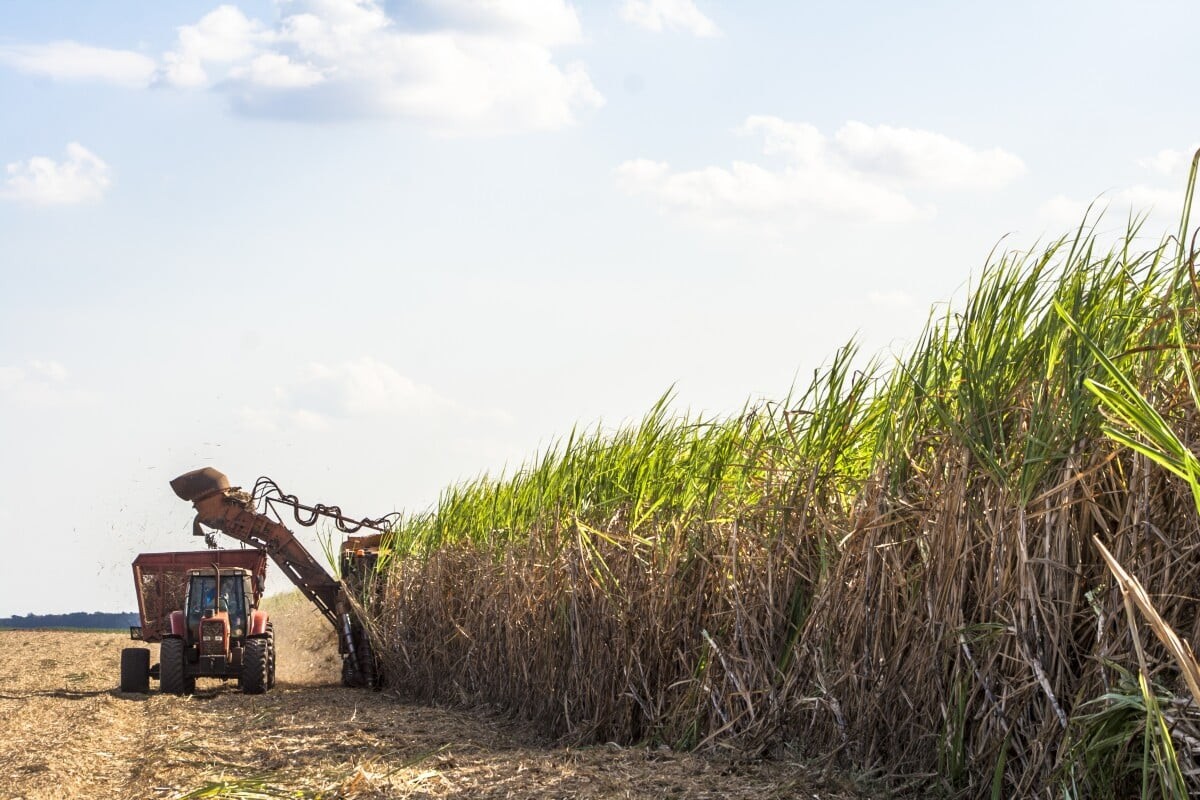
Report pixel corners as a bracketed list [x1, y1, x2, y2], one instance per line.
[185, 570, 253, 640]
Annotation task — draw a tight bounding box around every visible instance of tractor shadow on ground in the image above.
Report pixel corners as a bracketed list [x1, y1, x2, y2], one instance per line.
[112, 680, 249, 701]
[114, 682, 253, 702]
[1, 688, 129, 701]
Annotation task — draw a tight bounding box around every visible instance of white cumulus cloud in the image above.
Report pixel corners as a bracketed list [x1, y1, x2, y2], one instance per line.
[230, 52, 324, 89]
[3, 143, 111, 206]
[239, 356, 511, 433]
[158, 4, 268, 88]
[618, 116, 1024, 230]
[0, 0, 603, 133]
[240, 357, 453, 432]
[289, 357, 447, 419]
[833, 120, 1026, 189]
[177, 0, 605, 131]
[1038, 146, 1194, 231]
[1137, 145, 1198, 177]
[0, 41, 156, 87]
[425, 0, 583, 45]
[620, 0, 720, 37]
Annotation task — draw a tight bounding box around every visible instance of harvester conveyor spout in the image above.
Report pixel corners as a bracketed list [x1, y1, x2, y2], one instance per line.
[170, 467, 342, 631]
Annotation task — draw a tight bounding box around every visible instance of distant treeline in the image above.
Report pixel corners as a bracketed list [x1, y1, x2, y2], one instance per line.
[0, 611, 139, 630]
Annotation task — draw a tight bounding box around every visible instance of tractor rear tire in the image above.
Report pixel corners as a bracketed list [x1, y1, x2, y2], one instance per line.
[160, 638, 191, 696]
[120, 647, 150, 693]
[241, 638, 269, 694]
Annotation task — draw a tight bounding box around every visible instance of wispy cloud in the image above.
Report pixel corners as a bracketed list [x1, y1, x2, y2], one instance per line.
[617, 116, 1024, 230]
[0, 1, 603, 134]
[28, 360, 68, 382]
[1037, 145, 1197, 230]
[3, 143, 111, 205]
[239, 356, 508, 433]
[287, 357, 449, 420]
[620, 0, 720, 37]
[0, 41, 156, 87]
[0, 360, 89, 407]
[1137, 145, 1198, 177]
[832, 120, 1025, 190]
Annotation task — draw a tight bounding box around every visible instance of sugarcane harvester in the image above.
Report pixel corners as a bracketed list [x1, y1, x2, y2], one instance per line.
[171, 467, 397, 690]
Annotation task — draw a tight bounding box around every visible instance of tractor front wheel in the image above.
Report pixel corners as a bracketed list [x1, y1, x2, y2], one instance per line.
[241, 637, 269, 694]
[160, 638, 192, 695]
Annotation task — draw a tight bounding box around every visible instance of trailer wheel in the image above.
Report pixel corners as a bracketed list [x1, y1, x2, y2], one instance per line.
[241, 638, 269, 694]
[160, 638, 191, 696]
[266, 622, 276, 689]
[120, 647, 150, 693]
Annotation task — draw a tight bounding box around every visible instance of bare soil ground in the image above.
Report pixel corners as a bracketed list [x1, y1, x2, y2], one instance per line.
[0, 600, 875, 800]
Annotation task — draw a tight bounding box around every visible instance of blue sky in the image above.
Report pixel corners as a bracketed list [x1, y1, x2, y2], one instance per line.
[1, 0, 1197, 614]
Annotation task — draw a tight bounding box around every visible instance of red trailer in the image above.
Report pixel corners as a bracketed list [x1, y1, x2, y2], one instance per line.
[121, 550, 274, 694]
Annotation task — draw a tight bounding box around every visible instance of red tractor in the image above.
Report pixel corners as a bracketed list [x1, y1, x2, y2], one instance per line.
[121, 550, 275, 694]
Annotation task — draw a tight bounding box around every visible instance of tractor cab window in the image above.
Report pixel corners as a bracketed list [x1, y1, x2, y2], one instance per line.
[188, 576, 217, 619]
[219, 576, 247, 634]
[187, 574, 247, 634]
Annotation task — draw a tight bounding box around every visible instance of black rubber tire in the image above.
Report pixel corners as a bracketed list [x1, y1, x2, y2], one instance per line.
[266, 622, 276, 689]
[120, 647, 150, 693]
[160, 638, 189, 695]
[241, 637, 269, 694]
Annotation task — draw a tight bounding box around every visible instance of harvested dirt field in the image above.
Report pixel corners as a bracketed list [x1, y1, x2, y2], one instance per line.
[0, 600, 875, 799]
